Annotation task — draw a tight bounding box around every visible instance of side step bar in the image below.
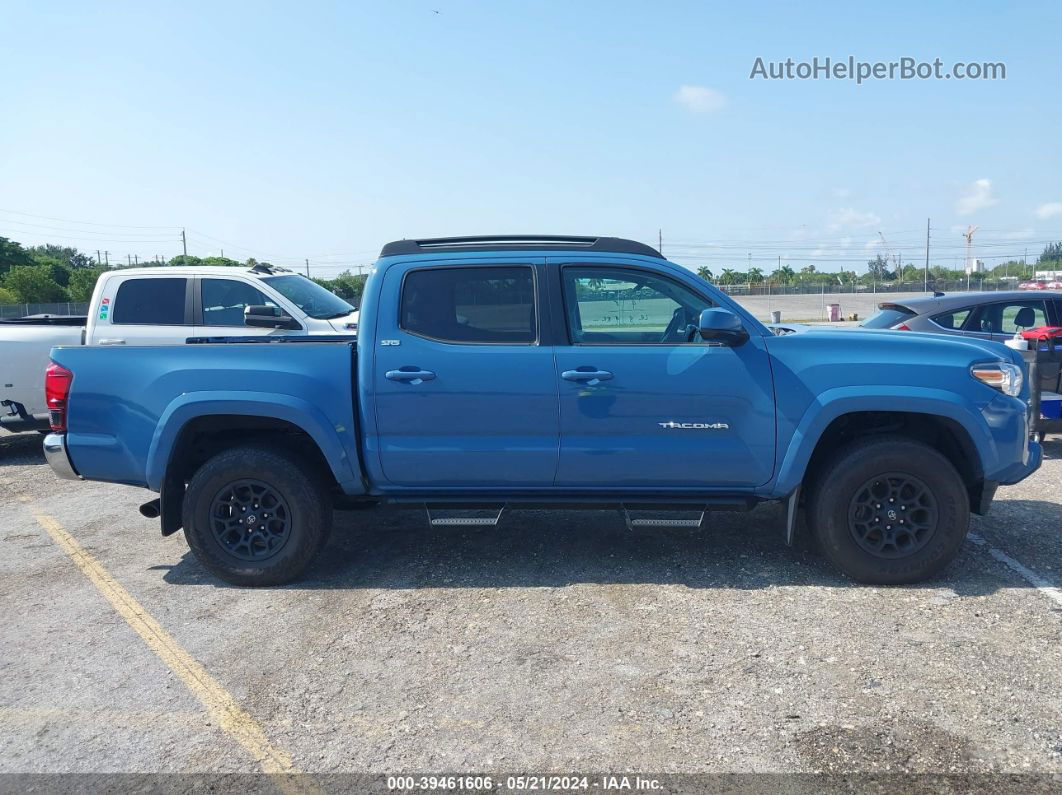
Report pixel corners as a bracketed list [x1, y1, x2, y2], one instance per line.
[426, 505, 507, 527]
[622, 504, 706, 530]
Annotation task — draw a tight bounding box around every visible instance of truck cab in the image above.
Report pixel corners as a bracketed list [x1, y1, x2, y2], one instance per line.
[43, 235, 1042, 587]
[84, 264, 359, 346]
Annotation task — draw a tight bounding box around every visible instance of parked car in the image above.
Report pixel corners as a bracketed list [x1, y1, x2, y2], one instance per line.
[0, 264, 358, 433]
[43, 235, 1041, 586]
[861, 290, 1062, 343]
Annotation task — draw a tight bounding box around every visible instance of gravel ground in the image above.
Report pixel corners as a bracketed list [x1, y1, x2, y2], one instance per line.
[731, 290, 929, 322]
[1, 428, 1060, 788]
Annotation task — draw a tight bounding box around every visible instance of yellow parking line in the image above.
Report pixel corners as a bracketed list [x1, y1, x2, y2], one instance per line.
[32, 512, 312, 789]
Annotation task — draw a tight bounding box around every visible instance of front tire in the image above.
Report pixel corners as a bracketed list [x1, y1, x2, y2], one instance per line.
[182, 445, 332, 586]
[807, 435, 969, 584]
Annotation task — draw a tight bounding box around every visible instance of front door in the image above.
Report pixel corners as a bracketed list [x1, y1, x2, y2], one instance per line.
[373, 260, 559, 487]
[552, 263, 775, 488]
[194, 277, 292, 338]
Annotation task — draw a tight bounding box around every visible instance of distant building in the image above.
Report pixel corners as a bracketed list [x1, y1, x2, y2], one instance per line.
[965, 257, 985, 275]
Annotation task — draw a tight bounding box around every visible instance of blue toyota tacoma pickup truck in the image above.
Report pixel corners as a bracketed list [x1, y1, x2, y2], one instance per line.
[43, 235, 1042, 586]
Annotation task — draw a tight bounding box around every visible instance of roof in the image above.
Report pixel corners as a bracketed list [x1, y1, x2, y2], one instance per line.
[379, 235, 663, 259]
[881, 290, 1062, 313]
[100, 266, 293, 278]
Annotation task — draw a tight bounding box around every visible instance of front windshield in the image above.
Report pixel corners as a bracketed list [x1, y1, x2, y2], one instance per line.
[262, 275, 355, 319]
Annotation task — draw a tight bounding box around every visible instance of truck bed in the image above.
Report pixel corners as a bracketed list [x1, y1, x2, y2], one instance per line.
[51, 340, 363, 494]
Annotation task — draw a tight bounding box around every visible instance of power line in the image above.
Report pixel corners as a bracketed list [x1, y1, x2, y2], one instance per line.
[0, 208, 179, 229]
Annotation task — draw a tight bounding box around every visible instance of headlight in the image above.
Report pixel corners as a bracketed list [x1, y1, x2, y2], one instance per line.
[970, 362, 1023, 397]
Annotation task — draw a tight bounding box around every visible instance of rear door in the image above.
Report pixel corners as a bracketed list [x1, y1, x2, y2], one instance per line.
[550, 261, 776, 488]
[89, 275, 192, 346]
[373, 260, 560, 487]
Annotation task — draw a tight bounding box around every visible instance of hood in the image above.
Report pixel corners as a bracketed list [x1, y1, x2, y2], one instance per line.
[326, 310, 359, 333]
[771, 323, 1017, 361]
[764, 323, 1027, 408]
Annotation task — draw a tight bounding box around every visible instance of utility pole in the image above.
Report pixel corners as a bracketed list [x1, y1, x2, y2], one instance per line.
[963, 225, 978, 291]
[181, 228, 187, 258]
[96, 250, 102, 266]
[220, 249, 224, 259]
[658, 229, 663, 256]
[924, 218, 930, 292]
[305, 258, 310, 277]
[134, 255, 138, 266]
[103, 251, 110, 266]
[127, 254, 131, 266]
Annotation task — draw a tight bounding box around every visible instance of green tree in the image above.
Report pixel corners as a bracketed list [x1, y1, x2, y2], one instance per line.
[67, 267, 107, 301]
[719, 268, 737, 285]
[1038, 242, 1062, 264]
[1, 264, 69, 303]
[0, 236, 34, 276]
[0, 286, 17, 304]
[200, 256, 243, 268]
[771, 265, 795, 284]
[866, 254, 893, 281]
[28, 244, 94, 270]
[168, 255, 204, 267]
[747, 267, 764, 284]
[696, 266, 713, 281]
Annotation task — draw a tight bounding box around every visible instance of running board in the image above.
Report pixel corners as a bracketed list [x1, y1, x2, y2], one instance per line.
[622, 505, 706, 531]
[426, 505, 507, 527]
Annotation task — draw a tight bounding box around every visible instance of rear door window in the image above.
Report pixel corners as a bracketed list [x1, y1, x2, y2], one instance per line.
[929, 308, 971, 331]
[400, 266, 536, 344]
[112, 278, 188, 325]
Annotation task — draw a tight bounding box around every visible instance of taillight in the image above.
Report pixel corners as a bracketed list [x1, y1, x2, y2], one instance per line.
[45, 362, 73, 432]
[895, 323, 912, 331]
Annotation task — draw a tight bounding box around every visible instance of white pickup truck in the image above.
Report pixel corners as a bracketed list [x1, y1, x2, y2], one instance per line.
[0, 264, 359, 433]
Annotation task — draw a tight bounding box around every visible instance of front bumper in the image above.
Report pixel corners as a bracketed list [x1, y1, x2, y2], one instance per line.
[43, 433, 81, 481]
[996, 439, 1043, 485]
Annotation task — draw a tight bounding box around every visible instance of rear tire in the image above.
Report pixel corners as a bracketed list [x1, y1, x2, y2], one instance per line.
[807, 435, 969, 584]
[182, 445, 332, 586]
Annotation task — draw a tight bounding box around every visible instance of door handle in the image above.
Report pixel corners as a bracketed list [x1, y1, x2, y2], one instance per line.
[385, 368, 436, 384]
[98, 338, 126, 345]
[562, 368, 613, 385]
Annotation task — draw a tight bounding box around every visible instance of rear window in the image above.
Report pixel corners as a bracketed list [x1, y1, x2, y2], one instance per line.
[400, 266, 536, 344]
[112, 278, 187, 325]
[861, 306, 915, 329]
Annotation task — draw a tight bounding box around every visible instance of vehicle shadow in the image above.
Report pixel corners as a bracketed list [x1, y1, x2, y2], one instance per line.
[161, 497, 1058, 595]
[0, 431, 46, 467]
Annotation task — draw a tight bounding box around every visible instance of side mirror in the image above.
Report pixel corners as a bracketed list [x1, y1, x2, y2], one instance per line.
[697, 308, 748, 346]
[244, 305, 300, 330]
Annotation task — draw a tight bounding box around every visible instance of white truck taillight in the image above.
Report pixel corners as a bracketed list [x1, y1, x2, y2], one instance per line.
[45, 362, 73, 431]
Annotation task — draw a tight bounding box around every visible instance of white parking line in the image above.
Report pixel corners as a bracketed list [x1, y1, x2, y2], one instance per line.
[969, 531, 1062, 608]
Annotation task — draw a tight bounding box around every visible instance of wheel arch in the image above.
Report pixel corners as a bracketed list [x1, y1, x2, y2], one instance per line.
[774, 388, 994, 513]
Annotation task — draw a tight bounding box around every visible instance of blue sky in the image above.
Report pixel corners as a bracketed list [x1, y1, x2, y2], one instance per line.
[2, 0, 1061, 277]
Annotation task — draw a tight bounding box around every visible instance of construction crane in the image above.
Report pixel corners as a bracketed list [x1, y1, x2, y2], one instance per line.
[963, 225, 979, 275]
[878, 231, 900, 275]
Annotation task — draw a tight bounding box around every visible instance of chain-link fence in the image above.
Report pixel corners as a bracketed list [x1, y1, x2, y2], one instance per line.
[715, 279, 1021, 297]
[0, 302, 90, 319]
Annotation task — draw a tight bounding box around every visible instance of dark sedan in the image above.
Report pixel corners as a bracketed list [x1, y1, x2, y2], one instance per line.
[861, 290, 1062, 343]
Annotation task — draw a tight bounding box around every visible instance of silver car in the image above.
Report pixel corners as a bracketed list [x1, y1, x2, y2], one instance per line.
[861, 290, 1062, 343]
